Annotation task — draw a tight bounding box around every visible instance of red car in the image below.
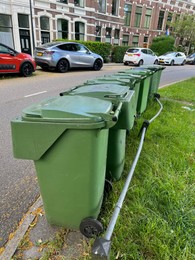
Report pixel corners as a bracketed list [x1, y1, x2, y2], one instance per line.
[0, 43, 36, 77]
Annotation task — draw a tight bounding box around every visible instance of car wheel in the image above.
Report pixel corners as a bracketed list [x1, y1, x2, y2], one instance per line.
[124, 61, 129, 66]
[93, 59, 103, 71]
[170, 60, 174, 66]
[154, 59, 159, 65]
[56, 59, 69, 73]
[20, 62, 33, 77]
[138, 60, 143, 66]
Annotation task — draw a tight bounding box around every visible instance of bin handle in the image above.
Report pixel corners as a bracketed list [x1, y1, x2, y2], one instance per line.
[112, 102, 123, 121]
[104, 93, 128, 99]
[59, 86, 79, 96]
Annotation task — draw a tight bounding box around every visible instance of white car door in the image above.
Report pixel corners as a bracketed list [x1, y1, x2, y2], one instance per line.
[175, 53, 183, 64]
[141, 49, 150, 64]
[147, 49, 156, 64]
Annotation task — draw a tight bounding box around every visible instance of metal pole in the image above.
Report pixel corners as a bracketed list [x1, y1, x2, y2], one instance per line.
[91, 97, 163, 259]
[29, 0, 35, 51]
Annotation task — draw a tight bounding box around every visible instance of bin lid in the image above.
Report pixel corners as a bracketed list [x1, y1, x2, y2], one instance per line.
[140, 65, 165, 71]
[119, 69, 153, 76]
[22, 95, 117, 127]
[67, 84, 130, 98]
[113, 73, 146, 80]
[86, 76, 140, 84]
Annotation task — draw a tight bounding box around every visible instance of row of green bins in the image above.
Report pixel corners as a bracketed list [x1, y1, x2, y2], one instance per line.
[11, 95, 121, 235]
[132, 65, 165, 97]
[115, 69, 153, 114]
[85, 76, 142, 115]
[60, 83, 136, 181]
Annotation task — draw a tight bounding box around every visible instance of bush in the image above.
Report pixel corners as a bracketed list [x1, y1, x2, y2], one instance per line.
[55, 39, 112, 63]
[150, 36, 175, 56]
[112, 46, 130, 63]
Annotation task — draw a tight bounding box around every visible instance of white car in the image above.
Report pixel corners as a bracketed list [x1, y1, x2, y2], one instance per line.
[123, 47, 159, 66]
[158, 52, 186, 66]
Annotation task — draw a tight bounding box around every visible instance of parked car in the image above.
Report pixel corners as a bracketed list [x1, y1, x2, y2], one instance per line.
[123, 47, 159, 66]
[34, 42, 103, 73]
[0, 43, 36, 77]
[186, 53, 195, 65]
[158, 52, 186, 66]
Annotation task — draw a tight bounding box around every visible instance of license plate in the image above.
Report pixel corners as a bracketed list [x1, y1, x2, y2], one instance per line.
[128, 54, 133, 56]
[37, 52, 43, 56]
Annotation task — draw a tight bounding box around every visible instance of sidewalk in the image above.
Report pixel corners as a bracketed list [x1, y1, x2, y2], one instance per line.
[0, 197, 89, 260]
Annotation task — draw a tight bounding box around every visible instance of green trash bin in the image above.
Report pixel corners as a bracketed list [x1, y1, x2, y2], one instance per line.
[11, 95, 121, 237]
[60, 84, 136, 181]
[84, 76, 141, 116]
[115, 69, 153, 114]
[133, 65, 165, 97]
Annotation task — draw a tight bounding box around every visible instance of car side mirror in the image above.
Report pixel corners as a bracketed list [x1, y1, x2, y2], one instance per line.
[9, 50, 16, 56]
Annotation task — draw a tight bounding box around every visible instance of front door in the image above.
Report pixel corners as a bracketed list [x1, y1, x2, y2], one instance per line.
[19, 29, 31, 55]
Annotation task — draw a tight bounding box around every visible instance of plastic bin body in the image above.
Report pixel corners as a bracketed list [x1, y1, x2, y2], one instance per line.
[138, 65, 165, 97]
[11, 95, 117, 229]
[60, 84, 134, 181]
[115, 70, 152, 114]
[106, 129, 126, 181]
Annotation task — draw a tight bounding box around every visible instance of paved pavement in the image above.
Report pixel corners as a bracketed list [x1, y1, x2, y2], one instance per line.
[0, 197, 89, 259]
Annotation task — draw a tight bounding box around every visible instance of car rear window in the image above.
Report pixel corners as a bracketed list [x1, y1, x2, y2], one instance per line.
[126, 48, 139, 53]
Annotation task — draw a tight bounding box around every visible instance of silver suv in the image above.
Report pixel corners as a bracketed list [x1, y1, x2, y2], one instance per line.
[34, 42, 103, 72]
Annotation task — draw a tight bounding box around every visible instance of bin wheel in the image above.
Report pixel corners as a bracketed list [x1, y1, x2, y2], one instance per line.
[79, 217, 103, 238]
[104, 179, 113, 194]
[154, 93, 161, 99]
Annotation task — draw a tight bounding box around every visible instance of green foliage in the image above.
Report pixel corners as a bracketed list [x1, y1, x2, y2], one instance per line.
[150, 36, 175, 55]
[112, 45, 131, 63]
[55, 39, 112, 63]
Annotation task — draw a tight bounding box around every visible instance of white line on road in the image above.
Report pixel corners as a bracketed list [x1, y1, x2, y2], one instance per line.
[24, 91, 47, 98]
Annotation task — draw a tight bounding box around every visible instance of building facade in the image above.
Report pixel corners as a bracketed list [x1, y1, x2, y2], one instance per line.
[0, 0, 195, 55]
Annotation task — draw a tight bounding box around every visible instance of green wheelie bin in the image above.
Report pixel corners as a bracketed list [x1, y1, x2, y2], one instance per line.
[134, 65, 165, 97]
[60, 84, 136, 181]
[115, 69, 153, 114]
[85, 76, 141, 116]
[11, 95, 121, 238]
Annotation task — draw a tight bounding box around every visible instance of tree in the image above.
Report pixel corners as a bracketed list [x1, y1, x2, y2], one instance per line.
[150, 36, 175, 56]
[169, 14, 195, 54]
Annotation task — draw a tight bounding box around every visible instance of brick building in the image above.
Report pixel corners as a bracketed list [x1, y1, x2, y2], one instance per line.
[0, 0, 195, 55]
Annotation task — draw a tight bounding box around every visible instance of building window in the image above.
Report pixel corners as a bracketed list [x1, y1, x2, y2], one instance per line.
[134, 7, 142, 28]
[105, 27, 112, 43]
[144, 36, 148, 43]
[18, 14, 29, 28]
[112, 0, 119, 16]
[57, 19, 68, 39]
[75, 22, 84, 40]
[144, 8, 152, 29]
[114, 29, 120, 45]
[74, 0, 84, 7]
[59, 0, 68, 3]
[98, 0, 106, 13]
[132, 35, 139, 46]
[157, 10, 165, 30]
[95, 26, 101, 42]
[122, 34, 129, 46]
[124, 4, 132, 26]
[40, 16, 50, 44]
[166, 12, 173, 35]
[0, 14, 13, 47]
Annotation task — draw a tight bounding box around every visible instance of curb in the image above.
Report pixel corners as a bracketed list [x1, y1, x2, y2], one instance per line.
[0, 197, 43, 260]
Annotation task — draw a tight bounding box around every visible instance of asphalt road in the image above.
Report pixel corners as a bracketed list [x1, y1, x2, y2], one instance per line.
[0, 64, 195, 248]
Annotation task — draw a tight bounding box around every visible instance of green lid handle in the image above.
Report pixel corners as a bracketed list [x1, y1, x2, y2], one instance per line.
[112, 102, 123, 122]
[59, 86, 79, 96]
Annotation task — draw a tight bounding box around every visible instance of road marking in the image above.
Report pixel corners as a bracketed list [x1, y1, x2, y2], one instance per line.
[24, 91, 47, 98]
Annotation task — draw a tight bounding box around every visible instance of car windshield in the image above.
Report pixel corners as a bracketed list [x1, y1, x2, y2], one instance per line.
[126, 48, 139, 53]
[40, 42, 61, 48]
[188, 53, 195, 58]
[163, 52, 177, 57]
